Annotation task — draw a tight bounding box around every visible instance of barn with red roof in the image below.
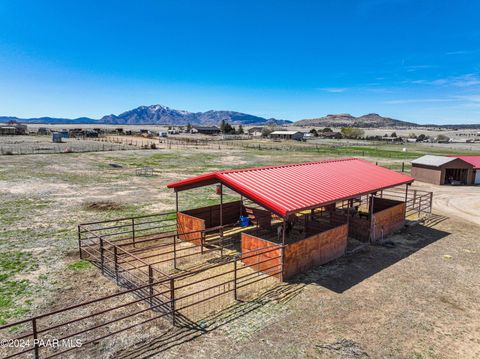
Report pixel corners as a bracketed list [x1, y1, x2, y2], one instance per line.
[167, 158, 417, 279]
[411, 155, 480, 185]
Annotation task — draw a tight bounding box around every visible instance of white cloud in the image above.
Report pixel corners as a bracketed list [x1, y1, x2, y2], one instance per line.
[460, 95, 480, 102]
[411, 74, 480, 87]
[445, 50, 475, 56]
[384, 98, 456, 105]
[318, 87, 348, 93]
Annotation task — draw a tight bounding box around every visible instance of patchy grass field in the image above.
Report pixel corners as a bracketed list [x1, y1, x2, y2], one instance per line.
[0, 142, 479, 358]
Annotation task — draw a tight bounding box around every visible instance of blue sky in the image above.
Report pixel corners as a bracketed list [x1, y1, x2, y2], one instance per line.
[0, 0, 479, 124]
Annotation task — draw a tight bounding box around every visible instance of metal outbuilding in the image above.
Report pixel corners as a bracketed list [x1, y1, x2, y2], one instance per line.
[411, 155, 478, 185]
[269, 130, 304, 141]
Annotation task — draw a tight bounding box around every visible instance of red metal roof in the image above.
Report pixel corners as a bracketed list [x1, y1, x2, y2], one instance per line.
[452, 156, 480, 169]
[167, 158, 414, 217]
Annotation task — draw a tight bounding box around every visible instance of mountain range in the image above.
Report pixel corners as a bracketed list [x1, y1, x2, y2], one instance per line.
[0, 105, 290, 126]
[295, 113, 418, 128]
[1, 105, 479, 128]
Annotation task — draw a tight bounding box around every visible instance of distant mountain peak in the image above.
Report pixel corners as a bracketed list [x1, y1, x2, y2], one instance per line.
[295, 113, 417, 128]
[99, 104, 290, 125]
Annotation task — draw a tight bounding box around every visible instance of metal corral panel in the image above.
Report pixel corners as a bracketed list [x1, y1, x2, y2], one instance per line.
[167, 158, 414, 217]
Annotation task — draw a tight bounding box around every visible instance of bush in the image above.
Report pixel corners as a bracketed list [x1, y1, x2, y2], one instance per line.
[341, 127, 365, 139]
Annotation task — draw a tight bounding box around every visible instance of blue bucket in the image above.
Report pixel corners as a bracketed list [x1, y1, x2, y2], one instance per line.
[239, 216, 250, 227]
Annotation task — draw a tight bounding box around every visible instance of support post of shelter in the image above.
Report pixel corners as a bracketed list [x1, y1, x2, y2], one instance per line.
[175, 191, 178, 213]
[369, 194, 375, 243]
[220, 184, 224, 256]
[280, 218, 286, 281]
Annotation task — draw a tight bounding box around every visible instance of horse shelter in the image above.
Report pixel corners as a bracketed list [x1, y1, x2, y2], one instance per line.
[168, 158, 422, 280]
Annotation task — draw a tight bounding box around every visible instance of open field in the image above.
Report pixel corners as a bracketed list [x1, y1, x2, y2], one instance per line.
[0, 135, 137, 155]
[0, 143, 479, 358]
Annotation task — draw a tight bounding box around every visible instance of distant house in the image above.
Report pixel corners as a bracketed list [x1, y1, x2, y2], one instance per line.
[0, 122, 27, 136]
[320, 131, 343, 139]
[269, 130, 304, 141]
[37, 127, 50, 135]
[247, 127, 264, 137]
[0, 126, 18, 136]
[192, 126, 221, 135]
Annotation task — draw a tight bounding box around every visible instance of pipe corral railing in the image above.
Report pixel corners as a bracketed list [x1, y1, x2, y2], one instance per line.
[0, 211, 282, 359]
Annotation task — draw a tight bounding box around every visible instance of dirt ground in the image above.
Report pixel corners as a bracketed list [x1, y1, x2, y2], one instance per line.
[114, 202, 480, 359]
[0, 144, 479, 359]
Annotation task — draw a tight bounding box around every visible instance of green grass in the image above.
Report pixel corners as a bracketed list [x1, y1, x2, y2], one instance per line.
[0, 198, 51, 226]
[233, 140, 480, 159]
[0, 252, 38, 325]
[67, 260, 92, 271]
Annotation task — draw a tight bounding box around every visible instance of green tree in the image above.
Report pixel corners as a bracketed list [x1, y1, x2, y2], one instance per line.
[237, 125, 244, 134]
[436, 134, 450, 143]
[220, 119, 227, 133]
[341, 127, 365, 139]
[416, 134, 426, 142]
[186, 123, 192, 132]
[391, 132, 397, 138]
[261, 126, 274, 137]
[225, 123, 234, 134]
[309, 128, 319, 137]
[322, 127, 333, 133]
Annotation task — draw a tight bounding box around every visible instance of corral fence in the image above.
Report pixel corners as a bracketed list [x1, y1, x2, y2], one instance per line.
[381, 187, 433, 219]
[0, 213, 282, 358]
[93, 134, 421, 162]
[0, 137, 140, 156]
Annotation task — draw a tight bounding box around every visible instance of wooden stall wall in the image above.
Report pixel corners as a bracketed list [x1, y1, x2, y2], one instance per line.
[283, 223, 348, 279]
[371, 200, 406, 242]
[331, 213, 370, 241]
[244, 206, 272, 229]
[177, 212, 205, 246]
[241, 233, 282, 279]
[181, 201, 243, 228]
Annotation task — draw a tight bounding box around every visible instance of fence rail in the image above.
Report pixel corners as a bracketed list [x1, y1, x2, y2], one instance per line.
[1, 213, 281, 359]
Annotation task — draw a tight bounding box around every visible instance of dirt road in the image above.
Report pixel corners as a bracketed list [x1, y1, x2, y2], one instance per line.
[413, 182, 480, 226]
